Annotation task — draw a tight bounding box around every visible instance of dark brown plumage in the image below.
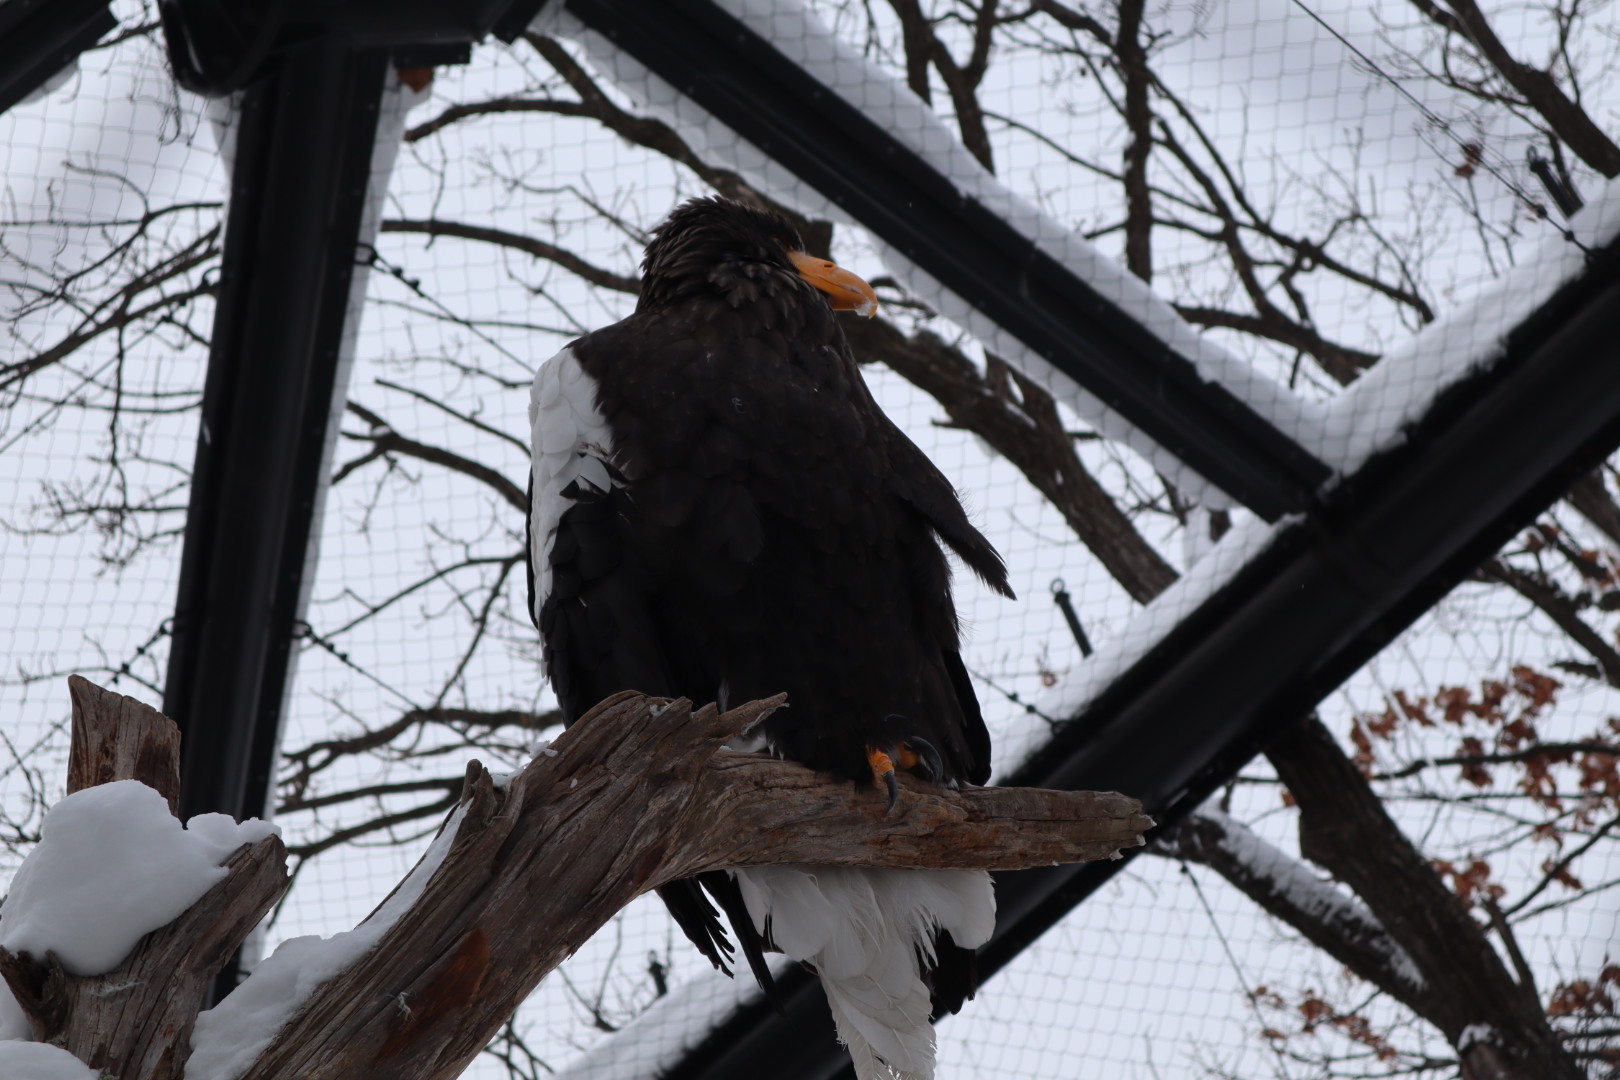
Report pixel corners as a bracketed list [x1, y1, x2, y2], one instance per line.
[527, 196, 1013, 1025]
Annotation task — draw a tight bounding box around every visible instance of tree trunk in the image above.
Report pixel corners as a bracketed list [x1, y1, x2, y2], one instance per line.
[1267, 716, 1582, 1080]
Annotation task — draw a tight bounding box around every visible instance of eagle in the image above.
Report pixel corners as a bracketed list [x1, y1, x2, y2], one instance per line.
[527, 196, 1015, 1079]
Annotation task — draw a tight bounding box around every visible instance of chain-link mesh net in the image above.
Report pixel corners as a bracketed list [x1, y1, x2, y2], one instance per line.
[3, 0, 1617, 1077]
[0, 9, 220, 876]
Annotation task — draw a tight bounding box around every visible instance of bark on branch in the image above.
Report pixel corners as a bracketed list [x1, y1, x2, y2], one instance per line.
[242, 690, 1148, 1080]
[1, 677, 289, 1080]
[3, 680, 1147, 1080]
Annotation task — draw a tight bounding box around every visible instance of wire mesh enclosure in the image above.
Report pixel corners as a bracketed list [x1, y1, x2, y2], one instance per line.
[2, 1, 1618, 1078]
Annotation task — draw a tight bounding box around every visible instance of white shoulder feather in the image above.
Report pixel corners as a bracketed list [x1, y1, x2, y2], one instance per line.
[529, 344, 618, 627]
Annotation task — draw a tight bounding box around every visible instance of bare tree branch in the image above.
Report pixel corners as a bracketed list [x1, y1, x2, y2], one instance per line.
[379, 219, 640, 295]
[1115, 0, 1154, 281]
[1373, 741, 1620, 781]
[337, 401, 528, 512]
[1411, 0, 1620, 177]
[402, 97, 597, 144]
[1479, 557, 1620, 688]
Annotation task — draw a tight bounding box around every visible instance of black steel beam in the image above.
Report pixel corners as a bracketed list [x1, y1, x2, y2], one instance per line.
[986, 236, 1620, 969]
[659, 234, 1620, 1079]
[560, 0, 1329, 522]
[158, 0, 545, 95]
[0, 0, 114, 117]
[164, 45, 385, 829]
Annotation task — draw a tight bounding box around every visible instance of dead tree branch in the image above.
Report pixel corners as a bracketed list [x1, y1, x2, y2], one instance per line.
[3, 680, 1147, 1080]
[0, 677, 288, 1080]
[242, 689, 1148, 1080]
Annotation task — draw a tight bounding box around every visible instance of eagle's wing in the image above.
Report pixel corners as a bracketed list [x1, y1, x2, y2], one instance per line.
[881, 421, 1015, 602]
[527, 343, 776, 992]
[528, 344, 669, 718]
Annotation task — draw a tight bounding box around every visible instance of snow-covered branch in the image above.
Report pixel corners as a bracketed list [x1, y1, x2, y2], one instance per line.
[0, 677, 286, 1080]
[1159, 807, 1425, 1006]
[0, 679, 1149, 1080]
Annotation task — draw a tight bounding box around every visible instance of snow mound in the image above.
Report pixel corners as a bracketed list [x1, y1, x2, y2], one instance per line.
[0, 780, 277, 976]
[187, 801, 467, 1080]
[0, 1041, 99, 1080]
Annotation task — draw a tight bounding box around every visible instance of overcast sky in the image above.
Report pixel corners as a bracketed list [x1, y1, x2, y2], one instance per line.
[2, 1, 1617, 1077]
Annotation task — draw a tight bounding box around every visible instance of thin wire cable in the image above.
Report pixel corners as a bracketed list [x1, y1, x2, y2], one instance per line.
[1287, 0, 1589, 252]
[1181, 860, 1298, 1080]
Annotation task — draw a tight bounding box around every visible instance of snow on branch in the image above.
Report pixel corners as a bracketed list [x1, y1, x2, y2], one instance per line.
[1160, 807, 1425, 1004]
[0, 677, 286, 1080]
[0, 679, 1150, 1080]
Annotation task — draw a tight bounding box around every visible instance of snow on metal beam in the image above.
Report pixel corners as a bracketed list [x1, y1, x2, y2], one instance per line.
[990, 200, 1620, 973]
[543, 0, 1331, 520]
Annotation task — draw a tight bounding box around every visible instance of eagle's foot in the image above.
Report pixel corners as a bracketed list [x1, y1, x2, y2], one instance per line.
[866, 737, 945, 812]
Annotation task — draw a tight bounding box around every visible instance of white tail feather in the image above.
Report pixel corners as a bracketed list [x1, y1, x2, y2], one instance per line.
[732, 866, 995, 1080]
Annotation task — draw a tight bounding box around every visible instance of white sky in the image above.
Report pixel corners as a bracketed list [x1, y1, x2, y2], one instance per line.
[1, 1, 1617, 1077]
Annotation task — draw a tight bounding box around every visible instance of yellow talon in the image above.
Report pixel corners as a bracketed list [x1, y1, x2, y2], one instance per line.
[867, 747, 901, 812]
[867, 747, 895, 782]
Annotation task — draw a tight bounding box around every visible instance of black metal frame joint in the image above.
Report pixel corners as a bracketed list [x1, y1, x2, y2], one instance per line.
[0, 0, 115, 117]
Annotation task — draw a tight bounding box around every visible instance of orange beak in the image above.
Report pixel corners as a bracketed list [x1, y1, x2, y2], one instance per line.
[788, 250, 879, 317]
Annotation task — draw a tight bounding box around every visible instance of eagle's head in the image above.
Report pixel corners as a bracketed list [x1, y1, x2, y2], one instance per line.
[638, 196, 878, 318]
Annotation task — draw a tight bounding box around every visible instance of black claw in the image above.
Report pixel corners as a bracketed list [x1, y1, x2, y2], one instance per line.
[904, 736, 945, 784]
[884, 768, 900, 812]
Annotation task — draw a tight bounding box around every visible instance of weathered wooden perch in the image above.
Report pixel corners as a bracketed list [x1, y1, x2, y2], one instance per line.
[1, 678, 1150, 1080]
[0, 676, 288, 1080]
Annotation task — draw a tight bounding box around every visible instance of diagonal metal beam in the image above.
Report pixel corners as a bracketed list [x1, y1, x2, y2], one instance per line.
[0, 0, 114, 116]
[560, 0, 1331, 522]
[985, 240, 1620, 975]
[659, 234, 1620, 1079]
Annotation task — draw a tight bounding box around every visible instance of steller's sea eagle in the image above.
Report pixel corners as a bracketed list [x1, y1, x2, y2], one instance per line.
[527, 196, 1015, 1080]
